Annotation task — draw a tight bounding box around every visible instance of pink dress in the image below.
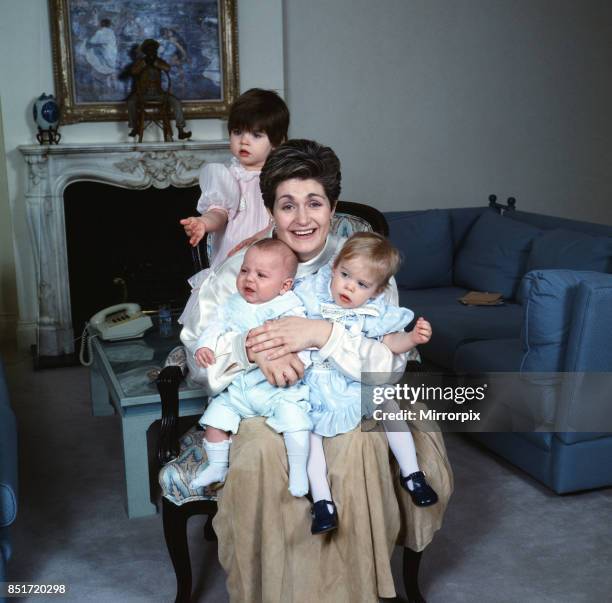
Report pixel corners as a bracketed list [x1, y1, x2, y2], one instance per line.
[197, 157, 271, 270]
[179, 158, 271, 325]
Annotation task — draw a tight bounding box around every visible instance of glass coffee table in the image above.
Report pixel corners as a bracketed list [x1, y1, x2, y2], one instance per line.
[89, 325, 207, 518]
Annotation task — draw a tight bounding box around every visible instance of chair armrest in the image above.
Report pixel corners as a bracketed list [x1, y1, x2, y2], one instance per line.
[0, 361, 17, 528]
[156, 366, 184, 466]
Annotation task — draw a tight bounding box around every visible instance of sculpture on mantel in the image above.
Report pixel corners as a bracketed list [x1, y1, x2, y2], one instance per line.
[126, 39, 192, 142]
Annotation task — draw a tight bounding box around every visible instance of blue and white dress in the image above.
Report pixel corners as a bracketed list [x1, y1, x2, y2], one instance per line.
[294, 263, 414, 437]
[198, 291, 312, 435]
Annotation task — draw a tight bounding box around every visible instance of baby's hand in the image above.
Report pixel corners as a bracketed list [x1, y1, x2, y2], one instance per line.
[180, 216, 206, 247]
[195, 347, 215, 368]
[410, 317, 432, 345]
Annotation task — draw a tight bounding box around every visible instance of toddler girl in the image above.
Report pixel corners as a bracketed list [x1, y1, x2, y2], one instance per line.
[294, 232, 438, 534]
[188, 239, 312, 497]
[179, 89, 289, 322]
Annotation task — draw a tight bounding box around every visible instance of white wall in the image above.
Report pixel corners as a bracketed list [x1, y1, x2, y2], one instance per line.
[0, 0, 284, 348]
[284, 0, 612, 224]
[0, 98, 18, 347]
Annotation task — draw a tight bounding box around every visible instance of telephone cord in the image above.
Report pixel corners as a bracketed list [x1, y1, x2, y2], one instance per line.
[79, 322, 98, 367]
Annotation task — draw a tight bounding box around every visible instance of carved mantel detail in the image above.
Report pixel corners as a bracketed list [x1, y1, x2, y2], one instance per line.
[18, 141, 230, 356]
[114, 151, 208, 188]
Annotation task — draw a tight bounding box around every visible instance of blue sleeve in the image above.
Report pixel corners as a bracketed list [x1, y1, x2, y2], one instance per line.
[364, 305, 414, 338]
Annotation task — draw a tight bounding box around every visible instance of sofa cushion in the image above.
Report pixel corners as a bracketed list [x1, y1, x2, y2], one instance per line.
[520, 270, 587, 372]
[387, 210, 453, 289]
[453, 338, 523, 373]
[400, 287, 523, 369]
[526, 228, 612, 273]
[454, 210, 541, 300]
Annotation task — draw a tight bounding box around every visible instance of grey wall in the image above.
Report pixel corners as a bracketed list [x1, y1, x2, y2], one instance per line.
[284, 0, 612, 224]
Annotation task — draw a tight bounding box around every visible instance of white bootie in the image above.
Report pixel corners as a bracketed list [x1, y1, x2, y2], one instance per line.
[189, 438, 231, 490]
[283, 430, 310, 497]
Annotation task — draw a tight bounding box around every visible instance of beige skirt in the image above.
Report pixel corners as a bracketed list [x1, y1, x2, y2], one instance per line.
[213, 412, 453, 603]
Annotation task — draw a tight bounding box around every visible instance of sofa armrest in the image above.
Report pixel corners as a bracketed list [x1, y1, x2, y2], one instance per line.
[553, 273, 612, 441]
[518, 270, 612, 434]
[563, 273, 612, 371]
[520, 270, 612, 372]
[0, 360, 18, 528]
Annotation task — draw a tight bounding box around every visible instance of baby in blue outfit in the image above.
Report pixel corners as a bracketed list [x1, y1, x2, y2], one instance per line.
[294, 232, 438, 534]
[189, 239, 312, 496]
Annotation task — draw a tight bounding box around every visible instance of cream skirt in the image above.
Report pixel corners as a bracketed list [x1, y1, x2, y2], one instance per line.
[212, 412, 453, 603]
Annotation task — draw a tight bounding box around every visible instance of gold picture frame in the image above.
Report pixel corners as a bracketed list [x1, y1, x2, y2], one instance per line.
[49, 0, 239, 124]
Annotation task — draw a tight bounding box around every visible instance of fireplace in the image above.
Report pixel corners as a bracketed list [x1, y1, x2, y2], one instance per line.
[18, 141, 231, 358]
[64, 182, 202, 339]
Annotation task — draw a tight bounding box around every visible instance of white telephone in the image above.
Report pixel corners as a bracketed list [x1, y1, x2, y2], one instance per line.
[89, 303, 153, 341]
[80, 303, 154, 367]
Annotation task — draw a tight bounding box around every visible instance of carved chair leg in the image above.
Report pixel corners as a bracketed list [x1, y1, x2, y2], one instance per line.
[162, 497, 218, 603]
[162, 497, 193, 603]
[203, 510, 217, 542]
[403, 547, 425, 603]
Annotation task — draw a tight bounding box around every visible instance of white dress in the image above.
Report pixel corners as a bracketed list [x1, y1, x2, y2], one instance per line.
[197, 291, 312, 435]
[294, 262, 414, 436]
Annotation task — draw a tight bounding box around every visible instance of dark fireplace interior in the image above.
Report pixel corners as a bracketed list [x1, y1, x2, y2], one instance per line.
[64, 181, 204, 337]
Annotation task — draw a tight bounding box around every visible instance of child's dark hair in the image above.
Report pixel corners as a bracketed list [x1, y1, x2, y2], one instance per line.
[228, 89, 289, 146]
[333, 232, 401, 291]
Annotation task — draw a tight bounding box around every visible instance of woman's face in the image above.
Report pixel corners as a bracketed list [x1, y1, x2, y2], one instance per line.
[272, 178, 335, 262]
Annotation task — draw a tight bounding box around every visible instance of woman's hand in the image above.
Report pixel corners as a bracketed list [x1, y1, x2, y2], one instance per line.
[245, 317, 332, 360]
[248, 347, 305, 386]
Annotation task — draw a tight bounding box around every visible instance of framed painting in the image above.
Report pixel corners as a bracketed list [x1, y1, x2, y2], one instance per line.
[49, 0, 239, 124]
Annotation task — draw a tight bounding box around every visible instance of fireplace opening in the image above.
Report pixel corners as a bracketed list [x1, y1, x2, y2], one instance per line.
[64, 181, 203, 337]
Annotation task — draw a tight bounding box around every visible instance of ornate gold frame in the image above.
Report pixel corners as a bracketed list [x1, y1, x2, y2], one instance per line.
[49, 0, 239, 124]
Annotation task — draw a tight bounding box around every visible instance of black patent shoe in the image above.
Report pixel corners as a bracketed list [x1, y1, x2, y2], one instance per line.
[400, 471, 439, 507]
[311, 500, 338, 535]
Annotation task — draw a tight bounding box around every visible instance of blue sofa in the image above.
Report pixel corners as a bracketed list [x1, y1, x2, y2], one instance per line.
[386, 205, 612, 493]
[0, 358, 17, 593]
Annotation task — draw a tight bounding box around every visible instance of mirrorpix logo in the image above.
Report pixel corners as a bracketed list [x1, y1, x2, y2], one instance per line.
[369, 383, 485, 423]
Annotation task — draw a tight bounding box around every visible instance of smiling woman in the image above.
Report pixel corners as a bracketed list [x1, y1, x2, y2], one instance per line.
[177, 139, 453, 602]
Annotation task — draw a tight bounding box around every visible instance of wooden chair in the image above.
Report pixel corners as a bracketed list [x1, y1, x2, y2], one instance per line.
[156, 202, 425, 603]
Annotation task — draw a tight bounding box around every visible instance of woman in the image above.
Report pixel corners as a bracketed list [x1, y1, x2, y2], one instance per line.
[180, 139, 453, 602]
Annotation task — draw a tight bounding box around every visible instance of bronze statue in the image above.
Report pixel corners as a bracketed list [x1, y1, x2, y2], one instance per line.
[127, 39, 192, 140]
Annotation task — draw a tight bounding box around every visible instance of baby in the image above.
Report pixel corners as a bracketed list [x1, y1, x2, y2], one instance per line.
[189, 239, 312, 497]
[294, 232, 438, 534]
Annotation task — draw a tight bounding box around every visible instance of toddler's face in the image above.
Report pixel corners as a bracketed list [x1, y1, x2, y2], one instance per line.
[331, 257, 382, 309]
[237, 247, 292, 304]
[230, 128, 273, 171]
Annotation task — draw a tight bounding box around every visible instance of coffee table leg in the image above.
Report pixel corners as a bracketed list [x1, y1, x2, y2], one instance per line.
[121, 410, 158, 518]
[90, 360, 115, 416]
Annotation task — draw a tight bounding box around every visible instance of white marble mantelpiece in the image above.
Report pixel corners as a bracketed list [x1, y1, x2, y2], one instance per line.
[18, 141, 231, 357]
